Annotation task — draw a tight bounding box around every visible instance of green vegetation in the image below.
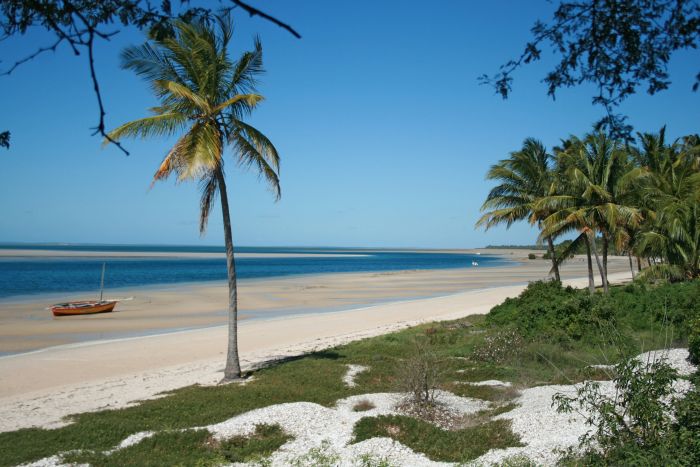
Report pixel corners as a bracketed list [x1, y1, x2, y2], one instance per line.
[63, 423, 291, 466]
[689, 318, 700, 365]
[488, 280, 700, 345]
[218, 424, 291, 463]
[476, 138, 563, 281]
[64, 429, 223, 467]
[478, 128, 700, 293]
[475, 126, 700, 464]
[555, 365, 700, 466]
[353, 415, 521, 463]
[107, 14, 281, 379]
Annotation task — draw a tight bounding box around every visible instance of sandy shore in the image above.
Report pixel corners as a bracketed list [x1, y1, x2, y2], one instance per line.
[0, 251, 634, 433]
[0, 251, 628, 355]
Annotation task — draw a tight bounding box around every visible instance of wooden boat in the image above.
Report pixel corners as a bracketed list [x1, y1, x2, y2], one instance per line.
[51, 300, 117, 316]
[51, 263, 119, 317]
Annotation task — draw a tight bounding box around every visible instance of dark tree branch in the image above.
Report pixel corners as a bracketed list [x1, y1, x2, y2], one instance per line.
[483, 0, 700, 139]
[0, 38, 65, 75]
[0, 0, 300, 153]
[85, 29, 129, 155]
[70, 7, 130, 155]
[231, 0, 301, 38]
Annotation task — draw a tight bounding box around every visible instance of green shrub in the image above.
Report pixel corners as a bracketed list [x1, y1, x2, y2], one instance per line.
[688, 318, 700, 365]
[486, 280, 605, 343]
[527, 253, 537, 260]
[556, 362, 700, 466]
[487, 279, 700, 346]
[554, 356, 679, 453]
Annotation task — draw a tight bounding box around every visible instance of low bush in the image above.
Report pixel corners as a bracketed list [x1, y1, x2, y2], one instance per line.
[397, 339, 442, 406]
[556, 362, 700, 466]
[686, 317, 700, 365]
[486, 280, 607, 343]
[487, 280, 700, 347]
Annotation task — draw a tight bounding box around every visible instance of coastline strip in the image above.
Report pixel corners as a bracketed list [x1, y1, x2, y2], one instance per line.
[0, 271, 632, 433]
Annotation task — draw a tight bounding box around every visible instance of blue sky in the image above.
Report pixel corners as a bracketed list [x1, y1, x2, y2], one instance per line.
[1, 1, 698, 248]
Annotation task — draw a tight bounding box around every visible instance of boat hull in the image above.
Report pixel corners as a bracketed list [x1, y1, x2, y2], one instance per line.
[51, 301, 117, 316]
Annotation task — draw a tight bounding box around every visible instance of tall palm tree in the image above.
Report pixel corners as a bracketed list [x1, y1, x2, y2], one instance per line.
[106, 15, 280, 380]
[476, 138, 561, 281]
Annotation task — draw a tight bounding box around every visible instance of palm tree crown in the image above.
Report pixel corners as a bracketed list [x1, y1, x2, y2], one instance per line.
[477, 138, 561, 280]
[109, 15, 279, 228]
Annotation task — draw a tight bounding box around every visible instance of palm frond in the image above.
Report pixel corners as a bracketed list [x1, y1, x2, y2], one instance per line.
[199, 172, 219, 234]
[105, 113, 187, 144]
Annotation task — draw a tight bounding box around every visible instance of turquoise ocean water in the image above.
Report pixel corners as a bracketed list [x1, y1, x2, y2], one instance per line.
[0, 244, 510, 300]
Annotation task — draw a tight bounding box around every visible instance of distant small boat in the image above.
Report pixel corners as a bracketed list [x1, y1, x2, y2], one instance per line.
[51, 300, 117, 316]
[472, 261, 479, 266]
[51, 262, 118, 317]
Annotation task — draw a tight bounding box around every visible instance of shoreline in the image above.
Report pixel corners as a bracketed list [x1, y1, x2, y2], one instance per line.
[0, 252, 628, 356]
[0, 247, 505, 304]
[0, 280, 531, 360]
[0, 263, 633, 433]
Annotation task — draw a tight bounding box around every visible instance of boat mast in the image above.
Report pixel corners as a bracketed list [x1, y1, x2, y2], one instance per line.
[99, 262, 106, 302]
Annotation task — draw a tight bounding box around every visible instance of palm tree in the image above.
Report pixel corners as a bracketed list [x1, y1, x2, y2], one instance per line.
[106, 15, 280, 380]
[476, 138, 561, 281]
[636, 135, 700, 280]
[539, 132, 642, 293]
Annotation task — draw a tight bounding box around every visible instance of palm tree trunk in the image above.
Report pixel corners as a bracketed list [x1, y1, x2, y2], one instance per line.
[637, 256, 642, 272]
[602, 236, 609, 288]
[628, 252, 635, 279]
[585, 238, 595, 295]
[216, 167, 242, 380]
[546, 236, 561, 281]
[589, 233, 608, 293]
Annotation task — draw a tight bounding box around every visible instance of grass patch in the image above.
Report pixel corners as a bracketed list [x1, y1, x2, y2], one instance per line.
[448, 381, 520, 402]
[353, 414, 522, 462]
[64, 429, 224, 467]
[453, 403, 519, 429]
[218, 423, 291, 463]
[63, 424, 291, 466]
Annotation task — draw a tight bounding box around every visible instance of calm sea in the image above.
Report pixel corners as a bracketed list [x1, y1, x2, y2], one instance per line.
[0, 245, 510, 299]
